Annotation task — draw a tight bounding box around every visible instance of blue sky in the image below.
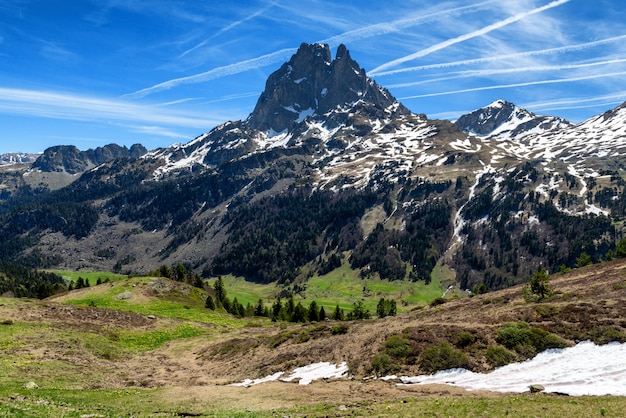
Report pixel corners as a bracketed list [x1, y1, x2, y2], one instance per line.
[1, 0, 625, 154]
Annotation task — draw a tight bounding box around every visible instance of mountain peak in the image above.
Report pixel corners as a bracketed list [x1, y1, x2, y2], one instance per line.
[246, 43, 401, 133]
[455, 100, 572, 140]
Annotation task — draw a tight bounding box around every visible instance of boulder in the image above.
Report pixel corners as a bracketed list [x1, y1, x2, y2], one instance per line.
[529, 384, 545, 393]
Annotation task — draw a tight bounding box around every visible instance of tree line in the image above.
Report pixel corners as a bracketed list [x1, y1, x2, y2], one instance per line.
[205, 276, 396, 322]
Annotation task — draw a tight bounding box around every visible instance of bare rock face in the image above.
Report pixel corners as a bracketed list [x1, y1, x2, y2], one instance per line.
[32, 144, 147, 174]
[246, 43, 404, 133]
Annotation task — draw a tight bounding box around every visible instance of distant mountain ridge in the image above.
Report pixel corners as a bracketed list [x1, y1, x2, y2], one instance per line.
[0, 153, 40, 167]
[1, 43, 625, 295]
[32, 143, 147, 174]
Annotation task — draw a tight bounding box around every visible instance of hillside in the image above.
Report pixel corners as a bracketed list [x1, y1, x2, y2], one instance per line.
[0, 259, 625, 416]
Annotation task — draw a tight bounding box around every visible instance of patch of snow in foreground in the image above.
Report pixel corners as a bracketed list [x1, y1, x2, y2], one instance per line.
[230, 362, 349, 387]
[400, 341, 626, 396]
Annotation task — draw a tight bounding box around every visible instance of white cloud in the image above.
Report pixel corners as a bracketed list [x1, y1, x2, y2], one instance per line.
[0, 87, 221, 128]
[127, 48, 297, 98]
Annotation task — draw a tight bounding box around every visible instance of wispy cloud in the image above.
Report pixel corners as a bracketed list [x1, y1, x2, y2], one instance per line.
[400, 70, 626, 99]
[374, 34, 626, 76]
[179, 3, 276, 59]
[129, 0, 500, 98]
[370, 0, 571, 75]
[522, 92, 626, 112]
[0, 87, 220, 128]
[127, 124, 188, 139]
[318, 0, 500, 47]
[388, 58, 626, 88]
[126, 47, 297, 98]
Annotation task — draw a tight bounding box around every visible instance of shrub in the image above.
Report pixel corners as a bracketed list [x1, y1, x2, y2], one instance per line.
[496, 321, 569, 356]
[429, 297, 447, 307]
[588, 326, 626, 345]
[419, 342, 469, 374]
[384, 335, 412, 359]
[485, 345, 516, 367]
[455, 331, 476, 348]
[331, 324, 349, 335]
[369, 353, 396, 376]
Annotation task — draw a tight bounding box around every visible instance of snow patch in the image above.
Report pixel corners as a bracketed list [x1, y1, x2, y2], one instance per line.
[231, 362, 349, 387]
[400, 341, 626, 396]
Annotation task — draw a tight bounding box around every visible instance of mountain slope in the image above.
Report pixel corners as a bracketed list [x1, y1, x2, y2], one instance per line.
[0, 43, 625, 295]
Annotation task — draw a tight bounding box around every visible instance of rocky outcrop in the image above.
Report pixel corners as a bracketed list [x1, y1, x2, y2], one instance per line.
[32, 143, 147, 174]
[246, 43, 406, 133]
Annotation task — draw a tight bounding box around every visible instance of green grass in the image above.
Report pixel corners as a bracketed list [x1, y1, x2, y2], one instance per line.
[54, 277, 243, 326]
[305, 261, 444, 312]
[205, 275, 279, 307]
[204, 261, 445, 315]
[118, 323, 206, 351]
[0, 388, 624, 417]
[48, 269, 128, 286]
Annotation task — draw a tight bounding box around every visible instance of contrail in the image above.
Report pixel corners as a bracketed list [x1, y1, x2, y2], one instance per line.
[128, 0, 500, 98]
[370, 0, 571, 75]
[319, 0, 499, 46]
[388, 58, 626, 89]
[400, 71, 626, 99]
[374, 34, 626, 76]
[178, 3, 276, 59]
[127, 48, 297, 99]
[0, 87, 218, 128]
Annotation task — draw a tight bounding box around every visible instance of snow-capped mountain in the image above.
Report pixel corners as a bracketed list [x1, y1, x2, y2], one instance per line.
[147, 43, 471, 187]
[2, 43, 626, 294]
[455, 99, 573, 141]
[0, 152, 40, 167]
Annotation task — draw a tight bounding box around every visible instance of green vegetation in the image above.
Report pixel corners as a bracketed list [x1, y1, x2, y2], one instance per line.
[523, 268, 553, 302]
[419, 342, 469, 374]
[384, 335, 411, 359]
[485, 345, 517, 367]
[0, 387, 624, 418]
[49, 269, 128, 287]
[496, 321, 570, 357]
[55, 277, 242, 326]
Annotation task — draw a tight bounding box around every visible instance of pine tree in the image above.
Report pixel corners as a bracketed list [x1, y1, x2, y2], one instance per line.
[308, 301, 319, 322]
[332, 304, 344, 321]
[214, 276, 226, 307]
[254, 299, 265, 317]
[319, 306, 326, 321]
[205, 295, 215, 310]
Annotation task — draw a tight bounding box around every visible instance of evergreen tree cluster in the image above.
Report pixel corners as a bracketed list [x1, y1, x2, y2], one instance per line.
[351, 199, 453, 282]
[150, 264, 204, 289]
[454, 166, 616, 291]
[210, 188, 378, 283]
[0, 260, 65, 299]
[205, 276, 374, 322]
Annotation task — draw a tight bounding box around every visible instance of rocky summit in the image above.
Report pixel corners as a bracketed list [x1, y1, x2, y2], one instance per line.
[1, 43, 626, 295]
